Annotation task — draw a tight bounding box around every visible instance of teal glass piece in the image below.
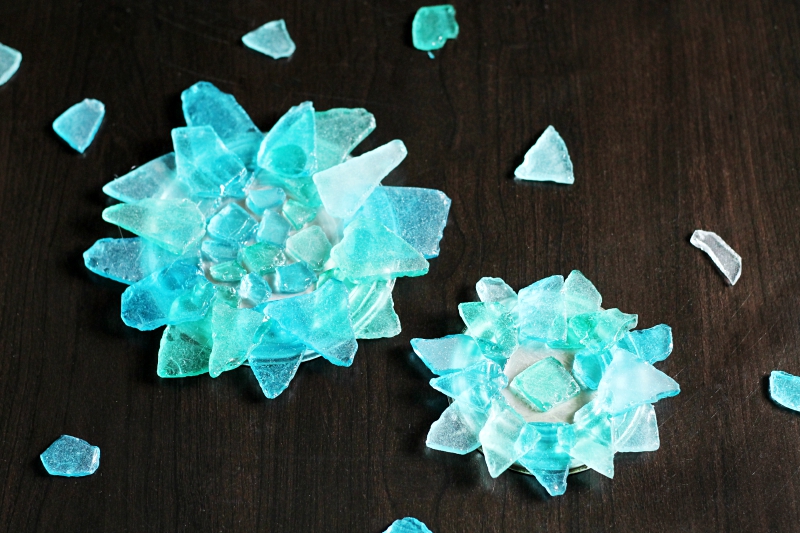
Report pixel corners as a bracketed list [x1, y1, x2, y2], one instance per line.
[273, 262, 317, 293]
[516, 423, 575, 496]
[201, 239, 239, 262]
[313, 140, 407, 219]
[770, 370, 800, 412]
[102, 198, 206, 255]
[330, 218, 429, 281]
[617, 324, 673, 364]
[571, 349, 613, 390]
[157, 313, 213, 378]
[612, 404, 660, 452]
[40, 435, 100, 477]
[285, 226, 331, 270]
[478, 401, 528, 477]
[429, 360, 507, 412]
[238, 272, 271, 306]
[266, 279, 357, 366]
[214, 284, 240, 307]
[411, 5, 459, 52]
[207, 203, 257, 244]
[514, 126, 574, 184]
[517, 275, 567, 343]
[257, 102, 316, 178]
[509, 357, 580, 412]
[245, 187, 286, 214]
[458, 302, 517, 363]
[256, 209, 292, 246]
[120, 260, 213, 331]
[242, 19, 296, 59]
[53, 98, 105, 153]
[282, 199, 317, 229]
[255, 171, 321, 207]
[410, 334, 484, 375]
[0, 42, 22, 86]
[248, 319, 305, 398]
[346, 279, 400, 339]
[426, 399, 488, 455]
[562, 270, 602, 317]
[570, 400, 615, 478]
[238, 242, 286, 274]
[83, 237, 187, 285]
[596, 348, 680, 415]
[172, 126, 248, 198]
[208, 302, 263, 377]
[568, 308, 638, 353]
[383, 517, 433, 533]
[209, 260, 247, 282]
[476, 277, 517, 309]
[315, 108, 376, 170]
[103, 153, 189, 203]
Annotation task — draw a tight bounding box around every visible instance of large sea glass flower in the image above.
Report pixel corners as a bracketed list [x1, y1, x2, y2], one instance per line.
[85, 81, 451, 398]
[411, 272, 679, 496]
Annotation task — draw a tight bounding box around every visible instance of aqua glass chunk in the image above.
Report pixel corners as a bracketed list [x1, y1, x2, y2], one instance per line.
[285, 226, 332, 270]
[330, 218, 429, 281]
[562, 270, 602, 317]
[514, 126, 574, 184]
[411, 5, 459, 52]
[257, 102, 316, 178]
[617, 324, 673, 364]
[238, 242, 286, 274]
[478, 401, 528, 477]
[770, 371, 800, 411]
[207, 203, 257, 244]
[248, 319, 306, 398]
[172, 126, 248, 198]
[256, 209, 292, 246]
[690, 229, 742, 285]
[208, 301, 263, 377]
[202, 239, 239, 262]
[458, 301, 517, 363]
[516, 423, 575, 497]
[157, 313, 213, 378]
[103, 153, 189, 203]
[509, 357, 580, 412]
[102, 198, 206, 255]
[266, 279, 357, 366]
[612, 404, 660, 452]
[214, 284, 239, 307]
[429, 360, 508, 412]
[282, 199, 317, 229]
[40, 435, 100, 477]
[476, 277, 517, 308]
[53, 99, 105, 153]
[120, 260, 213, 330]
[570, 400, 615, 478]
[255, 172, 321, 207]
[239, 272, 272, 306]
[346, 279, 401, 339]
[410, 334, 484, 375]
[196, 197, 224, 219]
[83, 237, 186, 285]
[596, 347, 680, 415]
[383, 517, 433, 533]
[426, 399, 488, 455]
[315, 108, 376, 170]
[517, 275, 567, 343]
[273, 262, 317, 293]
[209, 260, 247, 282]
[571, 349, 613, 390]
[0, 43, 22, 86]
[568, 308, 638, 353]
[313, 140, 407, 219]
[242, 19, 296, 59]
[246, 187, 286, 214]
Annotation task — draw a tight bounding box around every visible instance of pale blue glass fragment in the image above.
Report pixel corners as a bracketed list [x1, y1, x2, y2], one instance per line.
[256, 209, 292, 246]
[0, 43, 22, 86]
[257, 102, 316, 178]
[476, 277, 517, 308]
[315, 108, 376, 171]
[570, 400, 615, 478]
[478, 400, 528, 477]
[770, 370, 800, 412]
[201, 239, 239, 262]
[410, 334, 484, 375]
[103, 154, 189, 203]
[516, 423, 574, 496]
[53, 99, 105, 153]
[242, 19, 296, 59]
[517, 275, 567, 343]
[514, 125, 574, 184]
[562, 270, 602, 317]
[84, 237, 185, 285]
[596, 347, 680, 415]
[207, 203, 257, 244]
[383, 517, 434, 533]
[571, 349, 613, 390]
[273, 262, 317, 293]
[40, 435, 100, 477]
[172, 126, 248, 198]
[248, 319, 305, 398]
[429, 360, 508, 412]
[617, 324, 673, 364]
[208, 302, 263, 377]
[239, 272, 271, 306]
[245, 187, 286, 214]
[612, 404, 660, 452]
[426, 399, 488, 454]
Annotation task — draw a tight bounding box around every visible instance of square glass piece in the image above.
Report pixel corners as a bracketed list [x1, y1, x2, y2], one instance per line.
[509, 356, 580, 412]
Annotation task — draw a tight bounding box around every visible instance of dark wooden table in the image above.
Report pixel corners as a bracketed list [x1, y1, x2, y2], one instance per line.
[1, 0, 798, 531]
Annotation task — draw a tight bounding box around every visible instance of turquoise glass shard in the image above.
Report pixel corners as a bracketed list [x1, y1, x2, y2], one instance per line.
[571, 349, 613, 390]
[238, 272, 272, 306]
[313, 140, 407, 219]
[690, 229, 742, 285]
[568, 308, 638, 353]
[430, 360, 507, 412]
[40, 435, 100, 477]
[476, 277, 517, 308]
[459, 301, 517, 363]
[315, 108, 376, 170]
[516, 423, 574, 496]
[256, 209, 292, 246]
[478, 401, 528, 477]
[426, 399, 488, 454]
[157, 313, 213, 377]
[209, 302, 263, 377]
[103, 154, 189, 203]
[248, 319, 305, 398]
[53, 99, 105, 153]
[238, 242, 286, 274]
[202, 239, 239, 262]
[207, 203, 257, 244]
[83, 237, 187, 284]
[246, 187, 286, 214]
[597, 347, 680, 415]
[410, 334, 484, 375]
[411, 5, 459, 52]
[570, 400, 615, 478]
[257, 102, 316, 178]
[617, 324, 673, 364]
[383, 517, 434, 533]
[242, 19, 296, 59]
[509, 357, 580, 412]
[770, 370, 800, 412]
[273, 262, 317, 293]
[517, 275, 567, 343]
[172, 126, 249, 198]
[0, 42, 22, 86]
[285, 226, 331, 270]
[102, 199, 206, 254]
[209, 260, 246, 282]
[514, 126, 574, 184]
[346, 279, 401, 339]
[612, 404, 660, 452]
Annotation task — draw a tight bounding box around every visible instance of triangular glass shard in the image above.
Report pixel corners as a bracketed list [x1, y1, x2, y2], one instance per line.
[248, 319, 305, 398]
[429, 360, 507, 412]
[315, 108, 376, 171]
[597, 347, 680, 415]
[0, 42, 22, 86]
[562, 270, 602, 316]
[172, 126, 249, 198]
[53, 99, 105, 153]
[517, 275, 567, 343]
[612, 404, 660, 452]
[514, 126, 574, 184]
[345, 279, 401, 339]
[570, 400, 615, 478]
[478, 401, 528, 477]
[426, 399, 488, 454]
[40, 435, 100, 477]
[238, 272, 272, 307]
[157, 312, 213, 378]
[83, 237, 188, 285]
[208, 301, 263, 377]
[103, 153, 190, 203]
[383, 517, 434, 533]
[313, 140, 407, 219]
[458, 301, 517, 362]
[242, 19, 296, 59]
[770, 370, 800, 412]
[330, 218, 429, 281]
[101, 198, 206, 254]
[410, 334, 484, 375]
[690, 229, 742, 285]
[476, 277, 517, 308]
[257, 102, 316, 178]
[516, 423, 574, 496]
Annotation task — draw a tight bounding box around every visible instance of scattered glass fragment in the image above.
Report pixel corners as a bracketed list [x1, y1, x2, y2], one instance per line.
[40, 435, 100, 477]
[411, 5, 459, 52]
[0, 42, 21, 86]
[242, 19, 296, 59]
[53, 99, 105, 153]
[770, 370, 800, 412]
[690, 229, 742, 285]
[383, 517, 434, 533]
[413, 271, 679, 495]
[514, 125, 574, 184]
